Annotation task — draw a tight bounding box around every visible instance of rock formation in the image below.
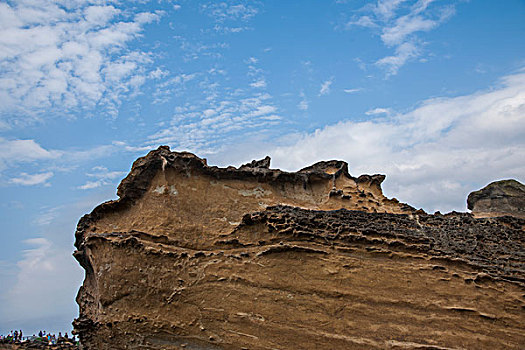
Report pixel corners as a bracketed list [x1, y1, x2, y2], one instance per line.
[73, 146, 525, 349]
[467, 179, 525, 218]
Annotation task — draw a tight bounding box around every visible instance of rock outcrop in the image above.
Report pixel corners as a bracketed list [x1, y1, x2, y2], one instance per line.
[467, 179, 525, 218]
[73, 146, 525, 349]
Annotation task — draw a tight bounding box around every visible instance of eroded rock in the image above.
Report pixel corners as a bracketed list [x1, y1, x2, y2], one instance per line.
[73, 147, 525, 349]
[467, 179, 525, 218]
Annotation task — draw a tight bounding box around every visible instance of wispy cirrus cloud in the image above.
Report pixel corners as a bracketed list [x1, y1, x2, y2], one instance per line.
[0, 1, 162, 124]
[345, 0, 456, 75]
[319, 78, 334, 96]
[201, 2, 259, 22]
[152, 72, 197, 104]
[343, 88, 362, 94]
[0, 137, 134, 187]
[201, 1, 260, 33]
[376, 41, 421, 74]
[77, 166, 126, 190]
[10, 172, 54, 186]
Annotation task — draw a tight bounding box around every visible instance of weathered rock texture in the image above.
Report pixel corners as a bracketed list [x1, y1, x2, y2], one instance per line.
[74, 146, 525, 349]
[467, 179, 525, 219]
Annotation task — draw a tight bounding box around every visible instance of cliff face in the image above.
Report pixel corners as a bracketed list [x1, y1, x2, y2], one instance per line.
[73, 146, 525, 349]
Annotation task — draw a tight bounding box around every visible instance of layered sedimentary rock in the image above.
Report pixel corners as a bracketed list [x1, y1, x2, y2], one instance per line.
[467, 179, 525, 219]
[73, 146, 525, 349]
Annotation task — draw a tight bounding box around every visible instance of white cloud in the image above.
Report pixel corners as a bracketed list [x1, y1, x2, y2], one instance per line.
[78, 180, 104, 190]
[347, 15, 378, 28]
[246, 57, 258, 64]
[262, 115, 281, 121]
[345, 0, 456, 75]
[10, 172, 54, 186]
[246, 105, 277, 117]
[0, 139, 61, 181]
[211, 25, 250, 33]
[319, 79, 333, 96]
[381, 4, 455, 47]
[84, 5, 120, 26]
[200, 2, 260, 33]
[267, 70, 525, 213]
[246, 56, 268, 90]
[0, 138, 58, 166]
[34, 206, 63, 227]
[77, 165, 126, 190]
[0, 1, 162, 123]
[376, 41, 420, 75]
[250, 79, 267, 88]
[366, 107, 391, 116]
[149, 67, 169, 80]
[202, 2, 259, 22]
[153, 72, 197, 104]
[381, 15, 437, 46]
[343, 88, 362, 94]
[374, 0, 410, 20]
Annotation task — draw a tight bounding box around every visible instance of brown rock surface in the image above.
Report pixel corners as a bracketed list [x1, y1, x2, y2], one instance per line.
[73, 146, 525, 349]
[467, 179, 525, 218]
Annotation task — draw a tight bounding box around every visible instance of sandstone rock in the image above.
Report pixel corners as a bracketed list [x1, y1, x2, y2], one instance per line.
[73, 146, 525, 349]
[467, 179, 525, 218]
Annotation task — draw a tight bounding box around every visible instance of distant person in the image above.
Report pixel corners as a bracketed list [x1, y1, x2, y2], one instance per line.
[19, 330, 22, 341]
[38, 330, 43, 337]
[64, 332, 68, 339]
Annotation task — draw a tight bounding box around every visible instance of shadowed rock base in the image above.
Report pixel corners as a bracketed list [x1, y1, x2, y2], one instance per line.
[73, 147, 525, 349]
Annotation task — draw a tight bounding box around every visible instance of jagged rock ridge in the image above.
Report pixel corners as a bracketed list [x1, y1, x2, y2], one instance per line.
[73, 146, 525, 349]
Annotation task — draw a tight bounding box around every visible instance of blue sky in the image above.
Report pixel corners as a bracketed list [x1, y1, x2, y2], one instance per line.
[0, 0, 524, 335]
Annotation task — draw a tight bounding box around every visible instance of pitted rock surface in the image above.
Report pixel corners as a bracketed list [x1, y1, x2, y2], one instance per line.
[467, 179, 525, 218]
[73, 146, 525, 350]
